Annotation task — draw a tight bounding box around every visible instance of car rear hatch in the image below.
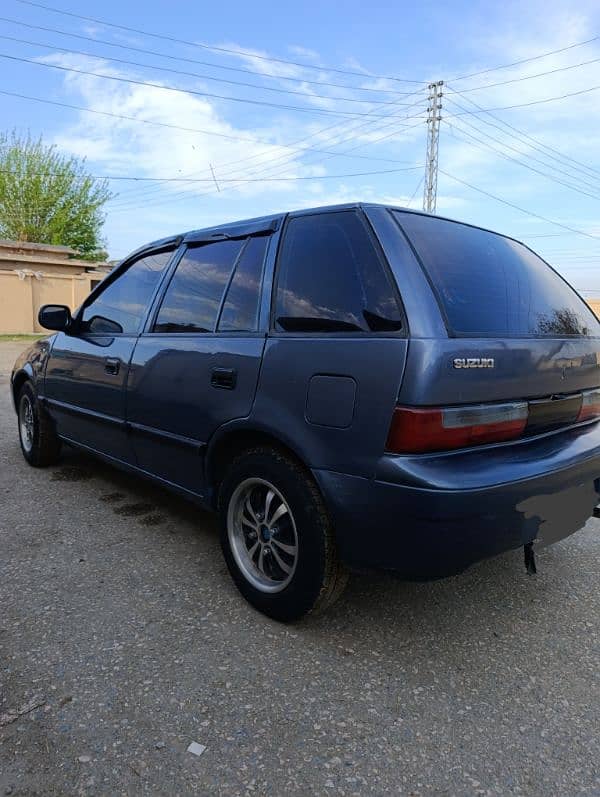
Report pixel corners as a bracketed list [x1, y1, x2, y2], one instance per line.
[385, 209, 600, 454]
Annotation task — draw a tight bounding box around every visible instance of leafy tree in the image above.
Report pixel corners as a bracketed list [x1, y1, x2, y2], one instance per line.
[0, 131, 113, 261]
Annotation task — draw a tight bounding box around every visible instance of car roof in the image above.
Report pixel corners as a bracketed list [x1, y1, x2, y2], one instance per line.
[126, 203, 378, 260]
[124, 202, 529, 262]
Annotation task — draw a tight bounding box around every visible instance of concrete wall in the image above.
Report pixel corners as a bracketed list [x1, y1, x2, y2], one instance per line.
[0, 270, 93, 334]
[0, 240, 110, 334]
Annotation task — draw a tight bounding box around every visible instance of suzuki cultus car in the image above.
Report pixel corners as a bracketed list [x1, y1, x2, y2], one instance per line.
[12, 204, 600, 620]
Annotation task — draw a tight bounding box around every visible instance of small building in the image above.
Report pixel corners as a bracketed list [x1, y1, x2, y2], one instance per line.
[0, 240, 111, 334]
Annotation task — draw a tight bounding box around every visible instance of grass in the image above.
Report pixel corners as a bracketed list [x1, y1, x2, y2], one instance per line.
[0, 334, 47, 342]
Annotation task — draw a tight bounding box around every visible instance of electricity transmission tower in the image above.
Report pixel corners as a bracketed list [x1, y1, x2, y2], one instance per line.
[423, 80, 443, 213]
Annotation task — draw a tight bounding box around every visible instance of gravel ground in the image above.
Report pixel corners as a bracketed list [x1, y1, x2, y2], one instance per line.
[1, 340, 599, 796]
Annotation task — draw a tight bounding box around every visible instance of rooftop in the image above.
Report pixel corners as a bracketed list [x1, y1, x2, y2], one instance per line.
[0, 240, 108, 270]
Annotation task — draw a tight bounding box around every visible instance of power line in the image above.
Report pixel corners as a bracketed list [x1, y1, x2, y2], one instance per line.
[438, 169, 600, 241]
[106, 77, 428, 207]
[444, 84, 600, 180]
[106, 100, 426, 206]
[447, 54, 600, 94]
[110, 118, 426, 211]
[109, 108, 426, 209]
[12, 0, 427, 84]
[445, 82, 600, 115]
[0, 51, 422, 118]
[0, 165, 424, 183]
[450, 34, 600, 81]
[406, 175, 424, 208]
[540, 256, 600, 261]
[107, 110, 425, 206]
[528, 245, 600, 251]
[0, 15, 422, 95]
[0, 77, 426, 209]
[13, 0, 600, 93]
[0, 87, 424, 167]
[0, 33, 422, 105]
[444, 96, 600, 192]
[445, 119, 600, 201]
[523, 233, 597, 238]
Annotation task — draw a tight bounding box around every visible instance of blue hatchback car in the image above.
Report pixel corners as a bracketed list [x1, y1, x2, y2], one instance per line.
[11, 204, 600, 620]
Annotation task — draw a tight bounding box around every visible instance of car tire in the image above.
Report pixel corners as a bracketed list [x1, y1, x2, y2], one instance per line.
[218, 446, 348, 622]
[17, 381, 62, 467]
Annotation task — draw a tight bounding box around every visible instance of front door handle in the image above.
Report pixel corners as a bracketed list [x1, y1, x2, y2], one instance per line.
[105, 357, 120, 375]
[211, 367, 237, 390]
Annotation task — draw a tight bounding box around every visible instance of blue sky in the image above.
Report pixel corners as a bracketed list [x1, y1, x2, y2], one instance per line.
[1, 0, 600, 296]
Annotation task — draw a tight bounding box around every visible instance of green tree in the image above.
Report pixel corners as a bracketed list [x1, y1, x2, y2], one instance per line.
[0, 131, 113, 261]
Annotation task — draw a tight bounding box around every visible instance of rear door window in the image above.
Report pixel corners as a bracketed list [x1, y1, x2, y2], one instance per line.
[154, 239, 243, 333]
[393, 210, 600, 337]
[218, 235, 268, 332]
[274, 211, 403, 333]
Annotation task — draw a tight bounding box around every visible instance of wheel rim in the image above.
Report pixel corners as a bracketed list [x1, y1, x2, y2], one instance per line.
[227, 477, 298, 593]
[19, 394, 35, 453]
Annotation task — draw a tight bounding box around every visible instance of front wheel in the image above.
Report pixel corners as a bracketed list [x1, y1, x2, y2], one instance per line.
[17, 382, 61, 467]
[218, 447, 348, 621]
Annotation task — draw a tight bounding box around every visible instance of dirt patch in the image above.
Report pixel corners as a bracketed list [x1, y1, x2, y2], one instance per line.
[51, 466, 93, 482]
[113, 502, 155, 517]
[100, 492, 126, 504]
[139, 513, 165, 527]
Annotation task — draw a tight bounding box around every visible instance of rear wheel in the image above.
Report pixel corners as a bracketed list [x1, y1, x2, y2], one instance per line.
[218, 447, 348, 621]
[17, 382, 61, 467]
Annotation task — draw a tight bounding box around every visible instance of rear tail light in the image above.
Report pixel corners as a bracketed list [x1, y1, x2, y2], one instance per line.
[578, 388, 600, 421]
[386, 402, 529, 454]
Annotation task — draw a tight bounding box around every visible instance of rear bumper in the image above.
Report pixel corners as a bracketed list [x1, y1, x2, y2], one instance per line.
[313, 423, 600, 579]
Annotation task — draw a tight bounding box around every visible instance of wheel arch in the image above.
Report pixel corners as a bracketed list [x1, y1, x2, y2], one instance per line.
[11, 365, 35, 410]
[205, 423, 312, 507]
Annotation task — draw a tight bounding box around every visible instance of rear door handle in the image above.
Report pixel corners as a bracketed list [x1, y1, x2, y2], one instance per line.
[105, 357, 120, 375]
[211, 367, 237, 390]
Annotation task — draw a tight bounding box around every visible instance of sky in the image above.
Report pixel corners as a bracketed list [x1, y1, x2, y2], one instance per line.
[1, 0, 600, 297]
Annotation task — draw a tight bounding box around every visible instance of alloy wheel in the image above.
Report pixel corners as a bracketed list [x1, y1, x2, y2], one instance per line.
[19, 394, 35, 453]
[227, 477, 298, 593]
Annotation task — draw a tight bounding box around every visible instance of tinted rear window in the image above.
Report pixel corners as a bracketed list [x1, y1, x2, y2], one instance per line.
[393, 211, 600, 338]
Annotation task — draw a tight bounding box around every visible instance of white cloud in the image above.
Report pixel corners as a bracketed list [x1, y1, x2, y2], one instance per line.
[287, 45, 321, 61]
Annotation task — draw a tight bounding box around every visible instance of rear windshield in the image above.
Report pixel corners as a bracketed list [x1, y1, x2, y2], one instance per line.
[393, 210, 600, 338]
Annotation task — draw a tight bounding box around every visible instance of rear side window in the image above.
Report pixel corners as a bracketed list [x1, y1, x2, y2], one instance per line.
[154, 239, 243, 333]
[274, 211, 402, 333]
[81, 250, 172, 334]
[394, 211, 600, 338]
[218, 235, 268, 332]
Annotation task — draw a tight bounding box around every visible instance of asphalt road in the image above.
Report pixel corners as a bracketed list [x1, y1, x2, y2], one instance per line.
[1, 340, 599, 796]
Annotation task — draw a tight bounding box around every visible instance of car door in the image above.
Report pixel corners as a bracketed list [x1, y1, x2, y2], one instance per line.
[126, 229, 274, 496]
[252, 208, 409, 477]
[43, 247, 175, 463]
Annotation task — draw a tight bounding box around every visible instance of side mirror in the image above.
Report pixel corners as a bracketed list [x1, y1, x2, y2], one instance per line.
[38, 304, 72, 332]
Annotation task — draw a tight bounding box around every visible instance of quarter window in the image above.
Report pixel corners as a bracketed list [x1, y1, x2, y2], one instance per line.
[154, 239, 244, 333]
[218, 236, 268, 332]
[274, 211, 402, 333]
[81, 249, 172, 335]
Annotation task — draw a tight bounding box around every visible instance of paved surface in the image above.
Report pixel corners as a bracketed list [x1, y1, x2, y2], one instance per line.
[1, 340, 599, 796]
